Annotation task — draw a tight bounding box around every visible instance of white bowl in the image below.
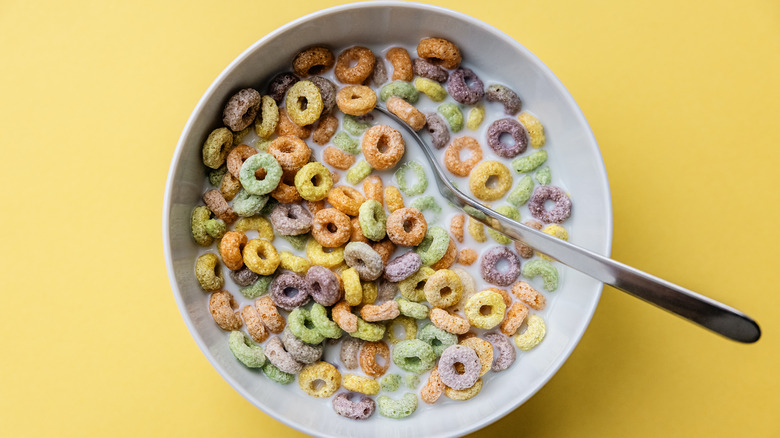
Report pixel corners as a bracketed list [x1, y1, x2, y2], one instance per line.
[163, 2, 612, 437]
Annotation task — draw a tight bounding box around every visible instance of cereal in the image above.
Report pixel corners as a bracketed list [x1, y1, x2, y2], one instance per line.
[341, 115, 371, 136]
[417, 37, 461, 69]
[255, 95, 280, 139]
[344, 242, 384, 281]
[340, 336, 363, 368]
[522, 259, 559, 292]
[424, 113, 450, 150]
[298, 361, 341, 397]
[335, 46, 376, 84]
[512, 281, 546, 310]
[202, 127, 234, 169]
[305, 266, 342, 307]
[487, 118, 527, 158]
[240, 274, 273, 299]
[265, 336, 305, 374]
[346, 160, 373, 185]
[430, 237, 457, 270]
[359, 340, 391, 378]
[468, 218, 487, 243]
[351, 317, 386, 342]
[332, 392, 376, 420]
[208, 290, 242, 331]
[232, 190, 269, 218]
[457, 248, 478, 265]
[322, 146, 356, 170]
[361, 280, 378, 305]
[350, 217, 370, 243]
[256, 295, 286, 333]
[356, 200, 385, 242]
[394, 162, 428, 196]
[437, 103, 464, 132]
[208, 164, 228, 187]
[191, 206, 215, 246]
[384, 251, 422, 282]
[410, 195, 441, 223]
[416, 323, 457, 357]
[219, 230, 247, 270]
[332, 131, 361, 154]
[305, 239, 344, 268]
[270, 170, 303, 203]
[384, 186, 405, 212]
[281, 233, 310, 251]
[420, 366, 445, 404]
[412, 57, 449, 82]
[282, 327, 324, 364]
[219, 172, 241, 201]
[309, 77, 338, 115]
[423, 269, 463, 308]
[406, 375, 420, 390]
[336, 85, 377, 116]
[517, 112, 546, 148]
[268, 135, 311, 172]
[381, 374, 402, 391]
[466, 104, 485, 130]
[396, 297, 430, 320]
[414, 77, 447, 102]
[231, 265, 260, 288]
[269, 203, 313, 236]
[340, 267, 363, 306]
[360, 300, 400, 322]
[293, 46, 335, 77]
[487, 205, 521, 245]
[343, 374, 380, 395]
[483, 332, 516, 371]
[512, 149, 548, 173]
[362, 124, 406, 170]
[262, 362, 295, 384]
[386, 96, 426, 131]
[223, 88, 261, 131]
[309, 302, 343, 339]
[267, 72, 299, 104]
[379, 81, 419, 104]
[459, 337, 493, 377]
[371, 238, 396, 265]
[392, 339, 436, 374]
[312, 114, 339, 146]
[444, 136, 483, 177]
[387, 315, 418, 344]
[226, 144, 258, 178]
[429, 308, 470, 335]
[535, 166, 551, 186]
[228, 331, 266, 368]
[203, 189, 237, 224]
[515, 314, 546, 351]
[500, 301, 529, 336]
[438, 345, 480, 390]
[195, 253, 223, 291]
[513, 220, 543, 259]
[506, 175, 535, 207]
[480, 246, 521, 286]
[294, 162, 333, 201]
[377, 393, 418, 419]
[386, 207, 427, 247]
[398, 266, 434, 302]
[415, 226, 450, 266]
[369, 59, 388, 86]
[447, 68, 484, 105]
[444, 378, 483, 401]
[486, 84, 522, 115]
[468, 161, 512, 201]
[528, 185, 571, 224]
[449, 214, 465, 243]
[241, 304, 269, 343]
[204, 219, 226, 239]
[363, 175, 383, 203]
[386, 47, 413, 81]
[239, 152, 283, 196]
[464, 290, 507, 329]
[377, 278, 399, 302]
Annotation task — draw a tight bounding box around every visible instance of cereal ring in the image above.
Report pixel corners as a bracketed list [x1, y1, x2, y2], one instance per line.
[341, 267, 362, 306]
[515, 314, 546, 350]
[265, 336, 305, 374]
[268, 136, 311, 172]
[293, 47, 335, 77]
[234, 216, 274, 239]
[254, 95, 279, 139]
[429, 308, 470, 334]
[357, 200, 387, 242]
[378, 393, 418, 419]
[512, 281, 546, 310]
[372, 239, 395, 267]
[396, 297, 430, 320]
[447, 68, 484, 105]
[270, 203, 313, 236]
[240, 304, 268, 343]
[332, 131, 361, 155]
[203, 218, 226, 239]
[468, 218, 487, 243]
[285, 80, 324, 126]
[262, 362, 294, 384]
[501, 301, 529, 336]
[517, 112, 546, 148]
[424, 113, 450, 150]
[298, 361, 341, 397]
[486, 286, 513, 308]
[535, 166, 552, 186]
[321, 146, 355, 171]
[522, 259, 559, 292]
[416, 323, 457, 357]
[351, 317, 386, 342]
[394, 162, 428, 196]
[420, 366, 445, 404]
[507, 175, 535, 207]
[208, 290, 242, 331]
[448, 215, 465, 244]
[361, 124, 406, 170]
[386, 47, 413, 81]
[360, 300, 400, 322]
[450, 268, 476, 311]
[415, 226, 450, 266]
[232, 190, 269, 217]
[344, 242, 384, 281]
[392, 339, 436, 374]
[335, 46, 376, 84]
[414, 77, 447, 102]
[483, 332, 516, 372]
[266, 72, 299, 104]
[343, 374, 380, 395]
[255, 295, 286, 333]
[282, 327, 323, 364]
[528, 185, 571, 224]
[336, 85, 377, 116]
[359, 340, 391, 378]
[417, 37, 461, 69]
[384, 185, 405, 212]
[379, 81, 419, 104]
[270, 272, 310, 311]
[444, 136, 483, 177]
[387, 316, 418, 344]
[305, 239, 344, 268]
[412, 58, 448, 83]
[486, 84, 522, 115]
[459, 337, 493, 377]
[231, 265, 260, 288]
[469, 161, 512, 201]
[195, 253, 223, 291]
[467, 104, 485, 130]
[457, 248, 478, 266]
[223, 88, 261, 131]
[208, 164, 228, 187]
[203, 189, 237, 224]
[343, 114, 373, 136]
[438, 345, 480, 390]
[512, 149, 548, 174]
[464, 290, 507, 329]
[487, 118, 528, 158]
[369, 59, 388, 86]
[423, 269, 463, 308]
[226, 144, 258, 178]
[228, 331, 266, 368]
[377, 278, 399, 302]
[304, 266, 341, 307]
[239, 275, 273, 299]
[346, 160, 372, 185]
[276, 108, 312, 139]
[340, 336, 363, 367]
[384, 251, 422, 282]
[239, 152, 283, 196]
[398, 266, 434, 302]
[219, 230, 247, 270]
[219, 172, 241, 202]
[362, 175, 383, 204]
[332, 392, 376, 420]
[487, 205, 521, 245]
[430, 237, 457, 270]
[202, 128, 234, 169]
[191, 206, 214, 246]
[350, 217, 370, 243]
[381, 374, 402, 392]
[480, 246, 521, 286]
[294, 162, 333, 201]
[309, 303, 343, 339]
[287, 307, 325, 345]
[312, 114, 338, 146]
[444, 378, 483, 401]
[386, 96, 426, 131]
[437, 103, 464, 132]
[361, 280, 378, 304]
[386, 208, 428, 250]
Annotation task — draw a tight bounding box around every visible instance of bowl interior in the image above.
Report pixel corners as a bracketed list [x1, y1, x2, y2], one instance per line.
[164, 2, 612, 437]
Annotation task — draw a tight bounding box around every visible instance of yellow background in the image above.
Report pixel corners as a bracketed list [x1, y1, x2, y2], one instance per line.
[1, 0, 778, 436]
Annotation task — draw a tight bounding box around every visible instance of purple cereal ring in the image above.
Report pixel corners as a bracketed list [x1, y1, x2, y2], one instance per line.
[384, 252, 422, 282]
[412, 58, 448, 83]
[222, 88, 262, 131]
[528, 185, 572, 224]
[264, 336, 304, 374]
[425, 113, 450, 150]
[305, 265, 342, 307]
[438, 345, 480, 390]
[332, 392, 376, 420]
[377, 278, 399, 302]
[487, 118, 528, 158]
[483, 332, 516, 372]
[270, 272, 310, 311]
[480, 246, 521, 286]
[229, 265, 260, 287]
[309, 76, 337, 114]
[267, 72, 299, 104]
[446, 68, 484, 105]
[344, 242, 385, 281]
[269, 203, 313, 236]
[486, 84, 522, 115]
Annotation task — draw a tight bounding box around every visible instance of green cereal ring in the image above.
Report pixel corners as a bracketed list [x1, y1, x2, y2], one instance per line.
[350, 317, 386, 342]
[191, 206, 214, 246]
[405, 374, 420, 389]
[379, 81, 419, 104]
[285, 80, 324, 126]
[515, 314, 546, 351]
[343, 115, 372, 136]
[398, 267, 434, 302]
[395, 298, 430, 319]
[377, 393, 418, 419]
[507, 175, 535, 207]
[209, 165, 228, 186]
[535, 166, 551, 185]
[261, 361, 295, 384]
[487, 205, 521, 245]
[232, 190, 269, 217]
[239, 152, 283, 196]
[288, 308, 326, 344]
[228, 331, 266, 368]
[281, 233, 309, 251]
[254, 95, 279, 139]
[467, 104, 485, 130]
[392, 340, 436, 374]
[380, 374, 402, 392]
[394, 162, 427, 196]
[387, 315, 418, 344]
[522, 259, 559, 292]
[309, 303, 343, 339]
[358, 199, 387, 241]
[413, 77, 446, 102]
[410, 196, 441, 223]
[416, 323, 457, 357]
[437, 103, 464, 133]
[512, 150, 548, 173]
[204, 219, 226, 239]
[294, 162, 333, 201]
[333, 131, 361, 154]
[239, 275, 273, 299]
[202, 127, 234, 169]
[346, 160, 373, 185]
[415, 226, 450, 266]
[195, 253, 223, 291]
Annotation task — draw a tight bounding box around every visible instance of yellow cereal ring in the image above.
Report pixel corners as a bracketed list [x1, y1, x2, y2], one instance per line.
[423, 269, 463, 308]
[464, 290, 507, 329]
[536, 224, 569, 261]
[387, 315, 418, 344]
[254, 95, 279, 139]
[517, 112, 545, 148]
[279, 251, 311, 275]
[195, 253, 224, 291]
[298, 361, 341, 398]
[466, 105, 485, 130]
[459, 337, 493, 376]
[285, 80, 324, 126]
[398, 267, 435, 302]
[469, 161, 512, 201]
[342, 267, 362, 306]
[294, 162, 333, 201]
[242, 239, 280, 275]
[515, 314, 546, 351]
[384, 185, 405, 212]
[343, 374, 380, 395]
[413, 77, 447, 102]
[468, 218, 487, 243]
[361, 281, 379, 305]
[305, 239, 344, 268]
[444, 378, 483, 401]
[234, 216, 275, 240]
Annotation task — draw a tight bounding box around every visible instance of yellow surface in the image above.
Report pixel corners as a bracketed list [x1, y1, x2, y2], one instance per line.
[0, 0, 778, 436]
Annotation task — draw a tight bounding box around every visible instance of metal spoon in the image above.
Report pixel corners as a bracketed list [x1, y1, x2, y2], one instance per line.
[374, 105, 761, 343]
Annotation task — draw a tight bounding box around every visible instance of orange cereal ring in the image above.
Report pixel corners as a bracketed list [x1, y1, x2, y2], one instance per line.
[226, 144, 258, 178]
[500, 302, 529, 336]
[429, 308, 470, 335]
[360, 300, 400, 322]
[361, 125, 405, 170]
[430, 237, 457, 270]
[512, 281, 546, 310]
[270, 169, 303, 204]
[363, 176, 383, 204]
[359, 340, 391, 378]
[450, 214, 465, 243]
[386, 97, 426, 131]
[256, 296, 286, 333]
[327, 186, 366, 216]
[336, 85, 377, 116]
[219, 230, 247, 270]
[241, 304, 269, 343]
[209, 290, 242, 331]
[335, 46, 376, 84]
[460, 337, 494, 377]
[385, 186, 405, 212]
[420, 366, 445, 404]
[203, 189, 237, 224]
[350, 217, 370, 243]
[268, 135, 311, 172]
[293, 46, 335, 77]
[276, 108, 312, 139]
[372, 239, 396, 265]
[484, 287, 513, 308]
[386, 207, 427, 247]
[312, 114, 339, 145]
[333, 300, 358, 333]
[444, 137, 483, 177]
[386, 47, 413, 81]
[417, 37, 461, 70]
[220, 172, 241, 202]
[469, 161, 512, 201]
[306, 200, 326, 215]
[457, 248, 478, 266]
[322, 146, 356, 170]
[311, 208, 352, 248]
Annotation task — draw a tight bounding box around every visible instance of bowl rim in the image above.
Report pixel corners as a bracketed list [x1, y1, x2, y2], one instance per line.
[163, 1, 613, 436]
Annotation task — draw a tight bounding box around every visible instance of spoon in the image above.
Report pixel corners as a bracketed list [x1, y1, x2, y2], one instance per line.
[374, 105, 761, 343]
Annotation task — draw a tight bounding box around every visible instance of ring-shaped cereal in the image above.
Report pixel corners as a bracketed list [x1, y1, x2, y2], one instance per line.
[396, 297, 431, 320]
[195, 253, 224, 291]
[346, 160, 373, 185]
[359, 340, 391, 378]
[265, 336, 304, 374]
[480, 246, 521, 286]
[228, 330, 266, 368]
[360, 300, 400, 322]
[306, 267, 342, 307]
[276, 108, 311, 139]
[269, 272, 311, 311]
[423, 269, 463, 308]
[386, 47, 413, 81]
[394, 162, 428, 196]
[362, 175, 383, 204]
[444, 378, 483, 401]
[269, 203, 312, 236]
[294, 162, 333, 201]
[414, 77, 447, 102]
[341, 338, 362, 371]
[343, 114, 372, 136]
[208, 290, 242, 331]
[518, 112, 546, 148]
[309, 302, 343, 339]
[219, 230, 247, 271]
[385, 186, 405, 212]
[202, 127, 234, 169]
[333, 392, 376, 420]
[464, 290, 507, 329]
[305, 239, 344, 268]
[344, 242, 384, 281]
[255, 295, 286, 333]
[486, 84, 522, 115]
[235, 215, 274, 239]
[429, 307, 470, 335]
[446, 68, 484, 105]
[333, 300, 358, 333]
[322, 146, 356, 170]
[512, 281, 547, 310]
[483, 332, 516, 372]
[239, 152, 283, 196]
[336, 85, 377, 116]
[527, 184, 572, 224]
[351, 317, 386, 342]
[457, 248, 478, 266]
[385, 207, 427, 247]
[343, 374, 380, 395]
[384, 251, 422, 282]
[413, 57, 448, 83]
[268, 135, 311, 172]
[416, 37, 461, 69]
[242, 239, 280, 276]
[285, 80, 324, 126]
[310, 208, 352, 248]
[521, 259, 560, 292]
[312, 114, 338, 145]
[487, 118, 528, 158]
[267, 72, 299, 104]
[515, 314, 547, 351]
[241, 304, 268, 343]
[358, 200, 387, 241]
[438, 344, 480, 390]
[223, 88, 262, 131]
[387, 96, 426, 131]
[416, 323, 458, 357]
[262, 362, 294, 384]
[191, 206, 214, 246]
[425, 112, 450, 150]
[459, 337, 494, 377]
[437, 103, 464, 132]
[392, 339, 436, 374]
[203, 189, 237, 224]
[287, 308, 325, 345]
[500, 301, 528, 336]
[415, 226, 450, 266]
[467, 104, 485, 130]
[468, 160, 512, 201]
[535, 166, 552, 186]
[387, 316, 418, 344]
[281, 329, 323, 365]
[430, 237, 457, 270]
[362, 124, 406, 170]
[335, 46, 376, 84]
[240, 275, 272, 299]
[254, 95, 279, 139]
[232, 190, 269, 218]
[397, 266, 434, 302]
[219, 172, 241, 201]
[421, 366, 445, 404]
[377, 393, 418, 419]
[443, 136, 483, 177]
[512, 149, 548, 174]
[361, 280, 377, 305]
[279, 251, 310, 275]
[293, 46, 335, 77]
[327, 186, 366, 216]
[341, 267, 363, 306]
[350, 217, 370, 244]
[298, 361, 341, 397]
[226, 144, 258, 178]
[379, 81, 419, 103]
[203, 218, 226, 239]
[507, 175, 535, 208]
[232, 266, 260, 290]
